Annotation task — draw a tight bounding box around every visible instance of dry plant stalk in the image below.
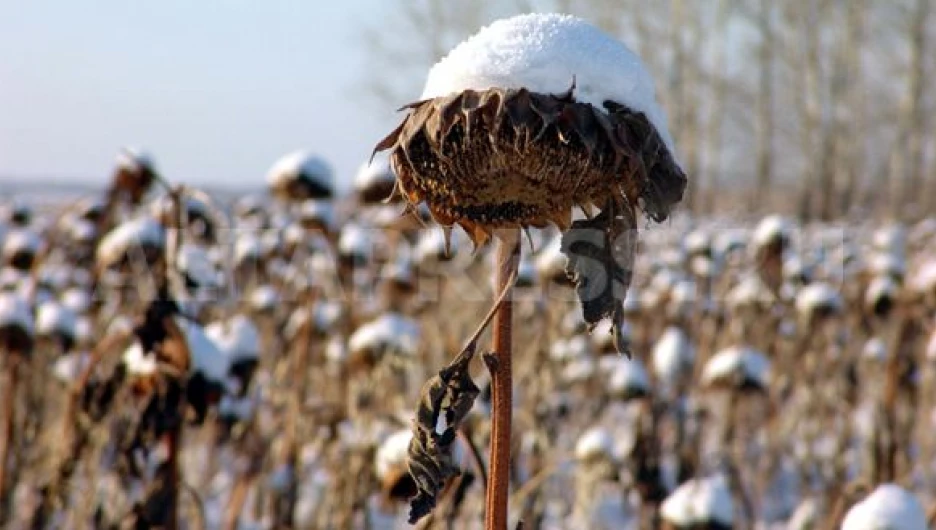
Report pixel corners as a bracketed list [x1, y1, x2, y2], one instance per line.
[375, 78, 684, 528]
[0, 322, 33, 519]
[0, 354, 20, 513]
[407, 264, 517, 524]
[485, 231, 520, 530]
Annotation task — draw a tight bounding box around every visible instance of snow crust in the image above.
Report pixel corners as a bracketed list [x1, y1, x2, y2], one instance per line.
[266, 151, 333, 191]
[248, 285, 280, 312]
[865, 276, 897, 308]
[354, 153, 395, 191]
[36, 301, 77, 338]
[123, 343, 157, 375]
[338, 224, 375, 259]
[574, 427, 615, 461]
[661, 475, 733, 526]
[862, 337, 887, 362]
[795, 282, 842, 316]
[52, 351, 91, 383]
[150, 194, 209, 220]
[374, 429, 412, 480]
[96, 216, 165, 268]
[349, 313, 421, 357]
[752, 215, 793, 248]
[867, 252, 906, 278]
[68, 219, 97, 242]
[652, 326, 695, 384]
[2, 229, 41, 257]
[683, 230, 711, 254]
[298, 200, 335, 230]
[234, 234, 263, 263]
[605, 357, 650, 396]
[727, 275, 773, 309]
[177, 244, 220, 288]
[872, 225, 907, 255]
[550, 335, 591, 361]
[591, 318, 629, 351]
[841, 484, 926, 530]
[910, 260, 936, 293]
[218, 394, 255, 420]
[702, 346, 770, 388]
[121, 317, 232, 382]
[420, 13, 677, 157]
[415, 227, 466, 263]
[0, 292, 34, 333]
[174, 316, 230, 382]
[205, 314, 260, 363]
[534, 235, 565, 280]
[116, 147, 156, 172]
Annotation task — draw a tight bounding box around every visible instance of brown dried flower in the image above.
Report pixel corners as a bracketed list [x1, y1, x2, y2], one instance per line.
[373, 83, 686, 246]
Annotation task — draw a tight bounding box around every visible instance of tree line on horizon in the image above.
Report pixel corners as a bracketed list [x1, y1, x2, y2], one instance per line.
[363, 0, 935, 222]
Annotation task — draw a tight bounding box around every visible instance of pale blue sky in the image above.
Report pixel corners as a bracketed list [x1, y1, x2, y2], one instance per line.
[0, 1, 400, 191]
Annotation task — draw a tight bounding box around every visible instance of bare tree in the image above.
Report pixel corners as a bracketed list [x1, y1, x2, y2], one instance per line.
[900, 0, 931, 217]
[360, 2, 493, 108]
[747, 0, 776, 211]
[837, 0, 867, 216]
[701, 0, 732, 214]
[783, 0, 825, 221]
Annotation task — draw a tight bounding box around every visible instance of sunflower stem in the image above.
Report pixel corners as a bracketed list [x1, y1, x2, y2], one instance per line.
[485, 229, 520, 530]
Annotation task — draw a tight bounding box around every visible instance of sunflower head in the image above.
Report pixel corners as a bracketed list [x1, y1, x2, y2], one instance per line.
[373, 84, 686, 246]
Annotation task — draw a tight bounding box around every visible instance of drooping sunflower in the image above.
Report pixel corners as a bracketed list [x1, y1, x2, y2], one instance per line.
[374, 14, 686, 246]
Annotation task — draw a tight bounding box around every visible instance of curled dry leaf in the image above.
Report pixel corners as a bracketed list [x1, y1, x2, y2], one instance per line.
[407, 344, 481, 523]
[560, 198, 637, 357]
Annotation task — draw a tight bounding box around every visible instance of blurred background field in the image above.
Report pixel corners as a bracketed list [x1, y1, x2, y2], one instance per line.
[2, 2, 936, 529]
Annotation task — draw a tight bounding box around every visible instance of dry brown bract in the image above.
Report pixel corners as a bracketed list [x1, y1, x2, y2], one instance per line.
[373, 85, 686, 246]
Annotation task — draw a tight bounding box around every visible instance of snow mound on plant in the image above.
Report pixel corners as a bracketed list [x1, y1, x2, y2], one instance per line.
[96, 216, 165, 267]
[298, 200, 336, 230]
[52, 351, 91, 383]
[123, 343, 157, 375]
[266, 151, 333, 191]
[374, 429, 412, 480]
[604, 356, 650, 396]
[349, 312, 421, 357]
[841, 484, 926, 530]
[421, 13, 676, 157]
[177, 244, 220, 288]
[752, 215, 793, 248]
[795, 282, 842, 316]
[0, 292, 33, 333]
[116, 147, 156, 172]
[702, 345, 770, 388]
[173, 316, 230, 383]
[652, 326, 695, 384]
[205, 314, 260, 363]
[534, 234, 565, 279]
[661, 474, 733, 527]
[36, 301, 77, 338]
[2, 229, 41, 257]
[910, 260, 936, 293]
[354, 153, 395, 191]
[574, 427, 615, 461]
